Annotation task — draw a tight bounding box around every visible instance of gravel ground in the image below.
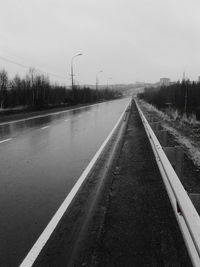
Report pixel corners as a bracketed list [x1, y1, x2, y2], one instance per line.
[95, 101, 192, 267]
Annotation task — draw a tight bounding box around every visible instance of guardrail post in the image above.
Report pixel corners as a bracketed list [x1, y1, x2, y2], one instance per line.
[163, 146, 184, 178]
[148, 117, 158, 123]
[155, 130, 168, 147]
[189, 193, 200, 215]
[150, 122, 162, 131]
[123, 109, 130, 121]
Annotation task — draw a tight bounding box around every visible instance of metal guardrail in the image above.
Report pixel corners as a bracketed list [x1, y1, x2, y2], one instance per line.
[135, 100, 200, 267]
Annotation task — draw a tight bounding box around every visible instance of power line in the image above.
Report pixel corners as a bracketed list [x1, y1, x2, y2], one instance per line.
[0, 55, 67, 80]
[0, 56, 29, 69]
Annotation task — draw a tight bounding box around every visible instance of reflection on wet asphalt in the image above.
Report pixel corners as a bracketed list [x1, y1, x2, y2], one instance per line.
[0, 98, 130, 266]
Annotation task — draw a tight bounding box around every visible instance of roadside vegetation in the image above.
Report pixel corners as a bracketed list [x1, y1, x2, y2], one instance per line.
[0, 69, 122, 112]
[138, 80, 200, 121]
[139, 99, 200, 168]
[137, 81, 200, 167]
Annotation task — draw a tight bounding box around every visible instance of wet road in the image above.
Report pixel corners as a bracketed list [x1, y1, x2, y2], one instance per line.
[0, 98, 130, 267]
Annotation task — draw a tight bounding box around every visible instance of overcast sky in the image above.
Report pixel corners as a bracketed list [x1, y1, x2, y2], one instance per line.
[1, 0, 200, 85]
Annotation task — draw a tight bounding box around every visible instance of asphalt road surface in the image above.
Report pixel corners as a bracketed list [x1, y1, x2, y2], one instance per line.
[0, 98, 130, 267]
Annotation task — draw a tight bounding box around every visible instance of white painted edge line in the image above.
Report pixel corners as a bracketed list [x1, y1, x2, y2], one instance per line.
[41, 126, 50, 130]
[20, 98, 131, 267]
[0, 98, 127, 127]
[0, 138, 12, 144]
[0, 104, 97, 126]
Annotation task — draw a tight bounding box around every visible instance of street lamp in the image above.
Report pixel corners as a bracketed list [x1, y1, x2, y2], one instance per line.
[71, 53, 83, 91]
[96, 70, 103, 90]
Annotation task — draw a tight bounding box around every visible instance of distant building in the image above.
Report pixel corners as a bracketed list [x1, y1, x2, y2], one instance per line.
[160, 78, 170, 86]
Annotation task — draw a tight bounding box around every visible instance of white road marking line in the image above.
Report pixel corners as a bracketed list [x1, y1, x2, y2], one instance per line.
[19, 98, 131, 267]
[0, 98, 128, 127]
[41, 126, 50, 130]
[0, 138, 12, 144]
[0, 101, 112, 126]
[64, 119, 69, 122]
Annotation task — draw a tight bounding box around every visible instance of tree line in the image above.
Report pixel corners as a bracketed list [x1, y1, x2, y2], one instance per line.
[138, 80, 200, 119]
[0, 69, 122, 110]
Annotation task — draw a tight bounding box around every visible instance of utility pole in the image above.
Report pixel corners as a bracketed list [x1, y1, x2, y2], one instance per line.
[107, 77, 112, 90]
[96, 70, 103, 90]
[71, 53, 83, 91]
[70, 53, 83, 103]
[71, 61, 74, 91]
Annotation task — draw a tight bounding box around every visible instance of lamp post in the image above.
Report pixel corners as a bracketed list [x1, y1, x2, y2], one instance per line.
[71, 53, 83, 91]
[96, 70, 103, 90]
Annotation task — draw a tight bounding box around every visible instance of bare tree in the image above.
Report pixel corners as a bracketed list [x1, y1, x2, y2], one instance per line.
[0, 70, 8, 108]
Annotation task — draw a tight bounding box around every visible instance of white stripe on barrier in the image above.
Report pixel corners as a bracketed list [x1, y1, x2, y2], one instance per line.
[135, 99, 200, 267]
[20, 98, 131, 267]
